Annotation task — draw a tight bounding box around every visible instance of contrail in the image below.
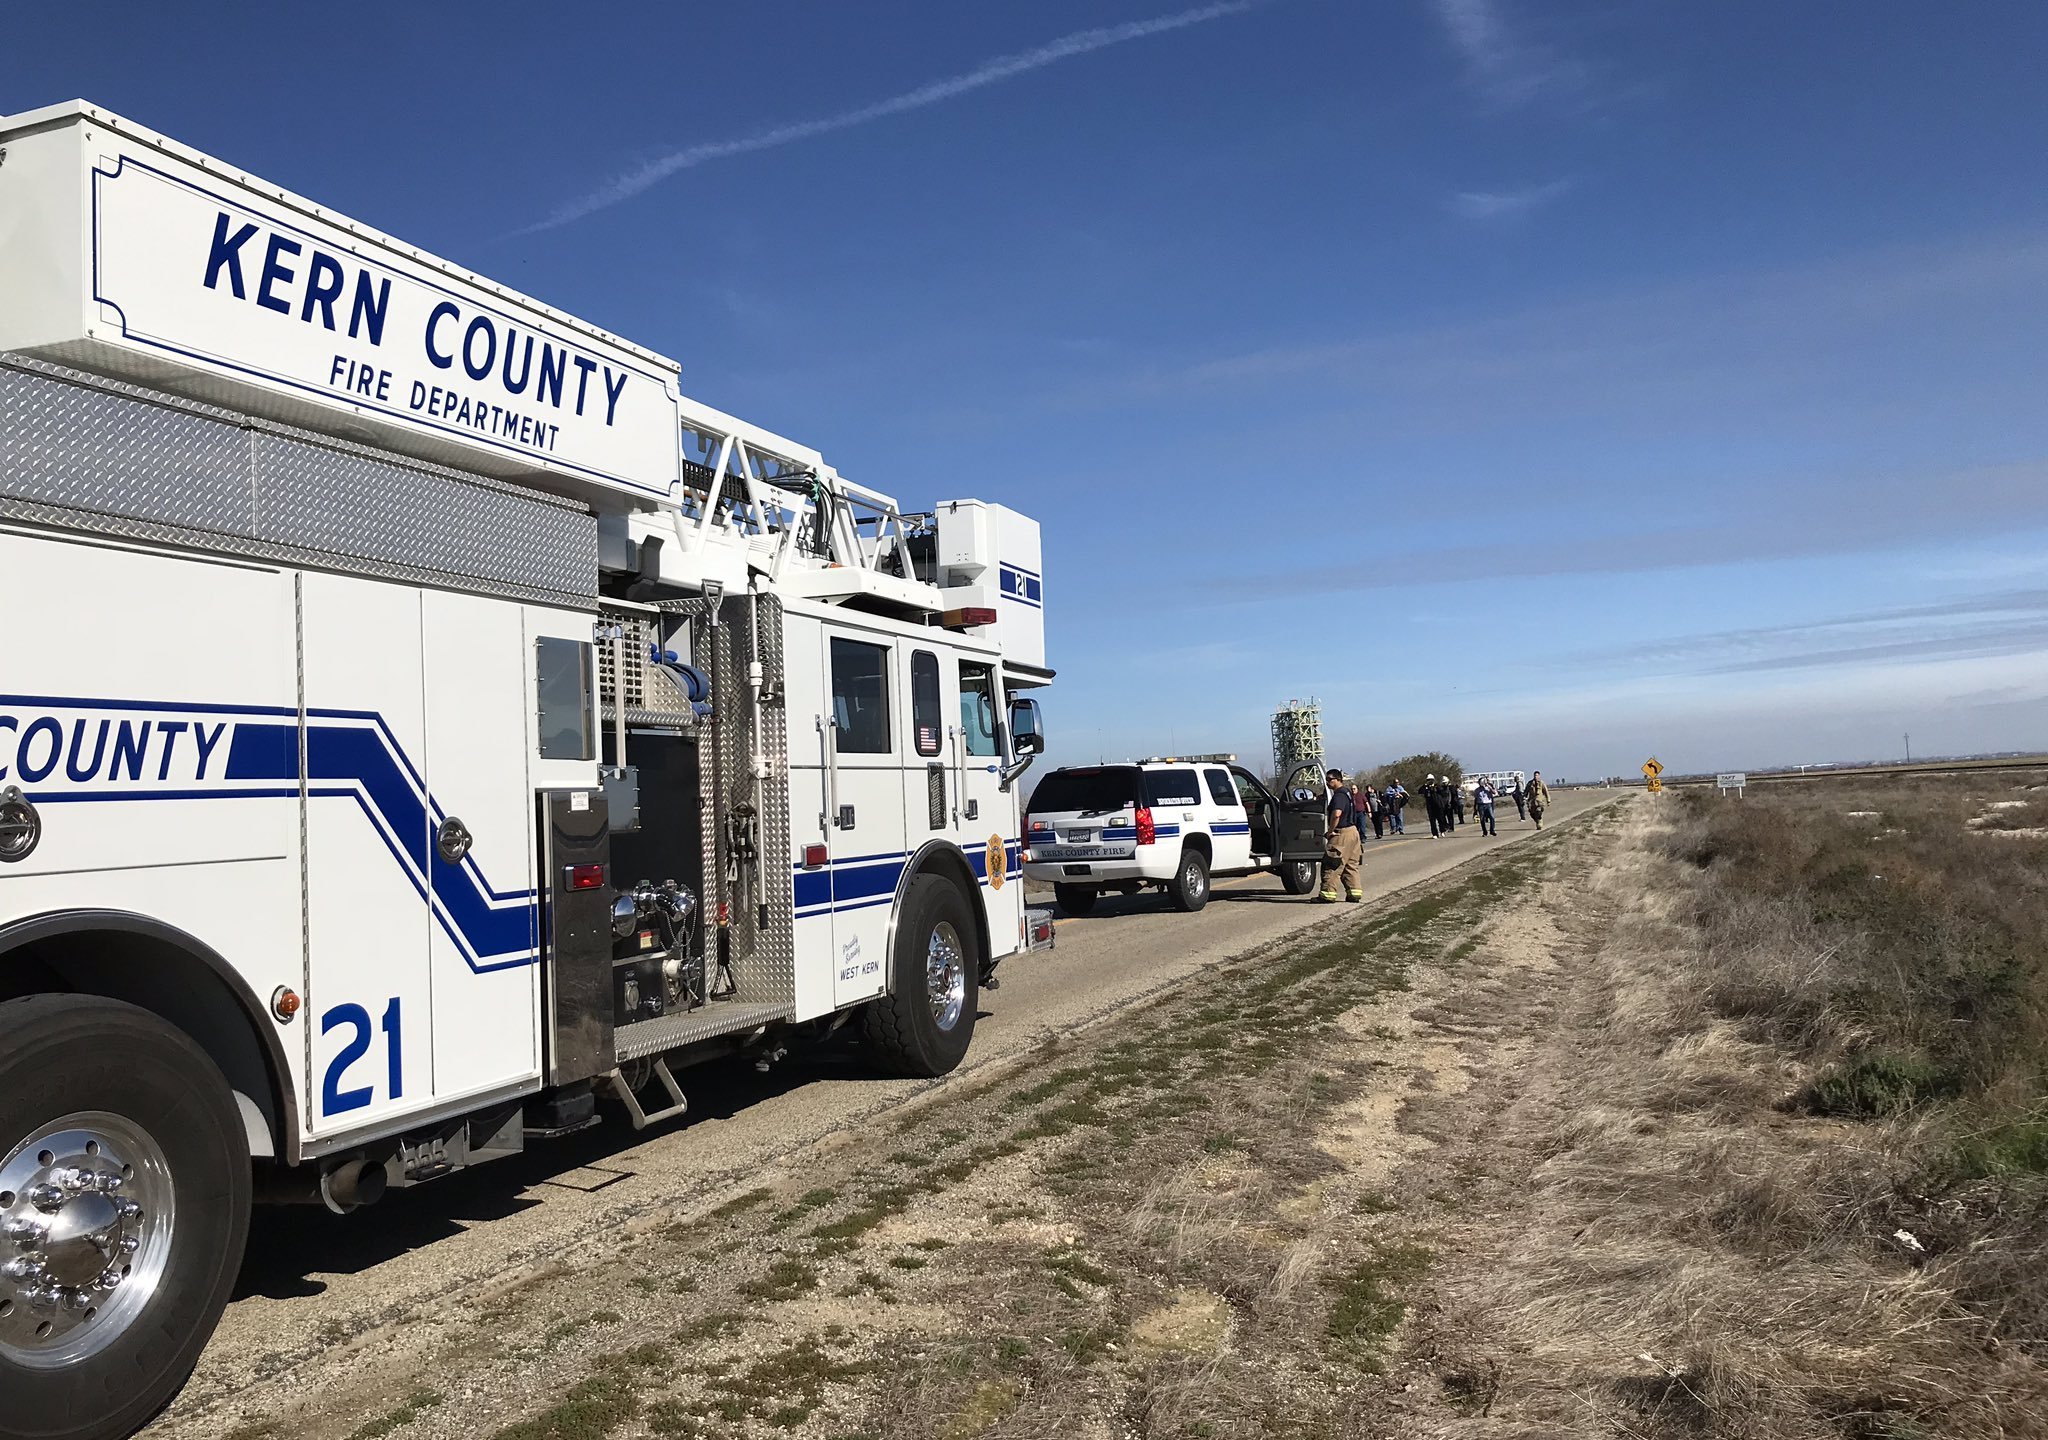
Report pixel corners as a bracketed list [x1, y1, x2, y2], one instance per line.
[522, 1, 1262, 233]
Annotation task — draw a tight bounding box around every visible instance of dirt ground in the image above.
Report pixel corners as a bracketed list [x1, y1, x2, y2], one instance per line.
[189, 800, 1647, 1440]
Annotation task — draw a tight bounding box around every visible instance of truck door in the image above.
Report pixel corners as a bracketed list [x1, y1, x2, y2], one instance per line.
[1229, 767, 1280, 861]
[821, 628, 905, 1006]
[1203, 766, 1253, 873]
[1274, 762, 1330, 861]
[958, 661, 1017, 947]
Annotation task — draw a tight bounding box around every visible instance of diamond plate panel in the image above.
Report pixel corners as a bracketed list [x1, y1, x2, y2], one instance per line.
[705, 597, 795, 1010]
[1, 354, 597, 606]
[0, 360, 257, 534]
[756, 596, 795, 998]
[613, 1002, 795, 1063]
[256, 434, 594, 601]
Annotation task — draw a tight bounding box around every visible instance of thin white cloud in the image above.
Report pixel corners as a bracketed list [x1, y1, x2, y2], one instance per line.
[1428, 0, 1581, 108]
[524, 2, 1263, 233]
[1450, 177, 1574, 220]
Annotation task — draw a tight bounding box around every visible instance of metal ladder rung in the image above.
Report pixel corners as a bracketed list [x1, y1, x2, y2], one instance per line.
[607, 1056, 689, 1130]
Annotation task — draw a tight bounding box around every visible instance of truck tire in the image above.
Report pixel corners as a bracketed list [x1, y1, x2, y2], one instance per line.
[1281, 858, 1318, 896]
[862, 874, 981, 1078]
[0, 993, 251, 1440]
[1168, 849, 1211, 913]
[1052, 884, 1098, 917]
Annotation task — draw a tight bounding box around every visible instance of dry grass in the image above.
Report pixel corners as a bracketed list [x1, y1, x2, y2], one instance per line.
[1420, 777, 2048, 1440]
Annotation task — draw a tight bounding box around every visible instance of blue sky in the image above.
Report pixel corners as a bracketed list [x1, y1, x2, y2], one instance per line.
[9, 1, 2048, 779]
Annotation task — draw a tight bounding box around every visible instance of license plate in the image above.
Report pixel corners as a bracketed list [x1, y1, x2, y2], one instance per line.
[1061, 830, 1092, 844]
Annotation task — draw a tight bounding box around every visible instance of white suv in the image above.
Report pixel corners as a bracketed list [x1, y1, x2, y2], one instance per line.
[1023, 758, 1327, 914]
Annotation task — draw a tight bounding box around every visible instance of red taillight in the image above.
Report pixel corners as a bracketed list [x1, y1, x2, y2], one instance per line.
[943, 607, 999, 628]
[1135, 807, 1155, 846]
[803, 843, 828, 868]
[566, 863, 606, 890]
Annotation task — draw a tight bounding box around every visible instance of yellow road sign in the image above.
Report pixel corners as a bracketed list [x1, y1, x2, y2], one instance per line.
[1642, 757, 1663, 778]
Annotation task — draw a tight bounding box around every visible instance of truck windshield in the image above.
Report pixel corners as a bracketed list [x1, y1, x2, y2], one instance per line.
[1028, 767, 1137, 816]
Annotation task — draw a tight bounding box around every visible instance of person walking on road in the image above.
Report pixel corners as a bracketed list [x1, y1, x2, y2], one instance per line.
[1319, 768, 1363, 903]
[1474, 777, 1497, 836]
[1351, 782, 1375, 843]
[1387, 780, 1407, 834]
[1451, 780, 1466, 828]
[1510, 776, 1526, 821]
[1422, 775, 1443, 838]
[1526, 770, 1550, 828]
[1364, 784, 1385, 839]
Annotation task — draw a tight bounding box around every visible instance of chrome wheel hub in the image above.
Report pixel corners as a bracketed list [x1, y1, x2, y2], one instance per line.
[0, 1114, 172, 1368]
[926, 921, 968, 1033]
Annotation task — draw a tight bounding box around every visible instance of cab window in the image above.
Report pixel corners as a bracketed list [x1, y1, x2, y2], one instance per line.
[1204, 768, 1239, 807]
[910, 650, 942, 758]
[830, 638, 891, 753]
[960, 662, 1000, 756]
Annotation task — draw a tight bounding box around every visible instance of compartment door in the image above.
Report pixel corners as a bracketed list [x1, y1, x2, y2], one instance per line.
[420, 590, 540, 1100]
[301, 573, 432, 1135]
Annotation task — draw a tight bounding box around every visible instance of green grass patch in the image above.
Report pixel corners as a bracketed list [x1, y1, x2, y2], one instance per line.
[1327, 1243, 1434, 1364]
[711, 1187, 773, 1219]
[1948, 1107, 2048, 1179]
[1804, 1052, 1964, 1117]
[346, 1391, 442, 1440]
[672, 1312, 746, 1344]
[739, 1258, 820, 1301]
[490, 1373, 641, 1440]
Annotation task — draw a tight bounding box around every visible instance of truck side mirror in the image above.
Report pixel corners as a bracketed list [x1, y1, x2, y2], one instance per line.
[999, 696, 1044, 792]
[1008, 697, 1045, 756]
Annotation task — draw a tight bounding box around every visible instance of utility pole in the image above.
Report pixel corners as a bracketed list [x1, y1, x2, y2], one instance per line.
[1904, 733, 1911, 764]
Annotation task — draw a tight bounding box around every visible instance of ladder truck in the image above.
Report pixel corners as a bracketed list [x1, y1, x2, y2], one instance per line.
[0, 100, 1054, 1440]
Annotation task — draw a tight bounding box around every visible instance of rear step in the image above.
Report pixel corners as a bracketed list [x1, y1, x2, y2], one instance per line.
[606, 1056, 689, 1129]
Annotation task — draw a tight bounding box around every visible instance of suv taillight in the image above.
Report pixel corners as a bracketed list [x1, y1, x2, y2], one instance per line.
[1135, 807, 1155, 846]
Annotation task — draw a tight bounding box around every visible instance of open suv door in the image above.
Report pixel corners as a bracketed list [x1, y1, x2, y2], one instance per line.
[1231, 762, 1328, 896]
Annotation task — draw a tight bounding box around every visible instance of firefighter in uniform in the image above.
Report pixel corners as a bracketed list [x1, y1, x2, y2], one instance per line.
[1320, 768, 1363, 902]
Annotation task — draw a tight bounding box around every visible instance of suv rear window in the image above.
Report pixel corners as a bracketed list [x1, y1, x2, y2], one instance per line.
[1140, 769, 1202, 808]
[1028, 767, 1137, 816]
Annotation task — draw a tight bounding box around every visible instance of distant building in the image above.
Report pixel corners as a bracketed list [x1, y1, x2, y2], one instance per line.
[1270, 698, 1324, 781]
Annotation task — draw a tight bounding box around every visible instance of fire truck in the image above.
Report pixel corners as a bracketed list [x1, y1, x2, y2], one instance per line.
[0, 101, 1053, 1439]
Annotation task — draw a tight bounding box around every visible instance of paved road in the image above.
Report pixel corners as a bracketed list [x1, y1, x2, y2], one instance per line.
[153, 787, 1621, 1431]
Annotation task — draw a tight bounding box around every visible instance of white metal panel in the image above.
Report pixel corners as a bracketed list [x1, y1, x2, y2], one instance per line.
[421, 590, 540, 1101]
[299, 571, 434, 1134]
[0, 102, 683, 505]
[0, 116, 89, 357]
[0, 528, 306, 1123]
[0, 530, 296, 873]
[782, 611, 837, 1022]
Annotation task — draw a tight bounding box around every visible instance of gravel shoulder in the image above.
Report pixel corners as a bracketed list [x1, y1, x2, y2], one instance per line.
[148, 791, 1620, 1440]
